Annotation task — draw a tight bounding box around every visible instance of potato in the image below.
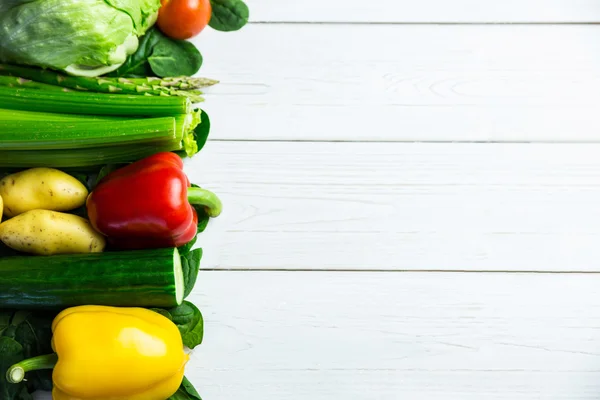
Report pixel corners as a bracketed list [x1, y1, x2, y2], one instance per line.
[0, 168, 88, 218]
[0, 210, 105, 256]
[0, 194, 3, 222]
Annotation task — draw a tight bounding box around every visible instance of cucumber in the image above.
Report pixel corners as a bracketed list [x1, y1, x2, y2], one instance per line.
[0, 247, 184, 309]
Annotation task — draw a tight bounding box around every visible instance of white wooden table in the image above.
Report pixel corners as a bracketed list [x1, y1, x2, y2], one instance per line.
[36, 1, 600, 399]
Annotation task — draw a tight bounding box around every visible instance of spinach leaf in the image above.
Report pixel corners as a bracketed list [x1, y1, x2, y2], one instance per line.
[111, 29, 161, 77]
[169, 376, 202, 400]
[112, 28, 203, 78]
[150, 308, 173, 320]
[182, 248, 202, 298]
[168, 301, 204, 349]
[209, 0, 249, 32]
[177, 234, 202, 298]
[195, 110, 211, 154]
[149, 39, 203, 78]
[92, 164, 124, 186]
[0, 337, 29, 399]
[197, 210, 210, 233]
[178, 235, 198, 256]
[13, 314, 54, 393]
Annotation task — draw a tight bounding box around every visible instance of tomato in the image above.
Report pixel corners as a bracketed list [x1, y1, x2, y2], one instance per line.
[157, 0, 212, 40]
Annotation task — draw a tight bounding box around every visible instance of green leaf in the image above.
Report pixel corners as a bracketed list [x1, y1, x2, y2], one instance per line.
[196, 210, 210, 233]
[112, 28, 203, 78]
[182, 248, 202, 298]
[168, 376, 202, 400]
[149, 39, 203, 78]
[150, 308, 173, 321]
[13, 313, 54, 393]
[195, 110, 211, 153]
[178, 235, 197, 256]
[0, 311, 11, 336]
[209, 0, 249, 32]
[111, 29, 161, 77]
[0, 337, 29, 399]
[168, 301, 204, 349]
[93, 164, 124, 186]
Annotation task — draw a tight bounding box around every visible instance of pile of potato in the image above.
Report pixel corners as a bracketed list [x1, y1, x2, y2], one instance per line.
[0, 168, 105, 255]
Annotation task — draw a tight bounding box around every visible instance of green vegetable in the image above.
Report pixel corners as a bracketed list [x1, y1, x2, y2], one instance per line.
[169, 377, 203, 400]
[0, 248, 185, 309]
[0, 106, 205, 166]
[209, 0, 250, 32]
[112, 28, 203, 78]
[0, 0, 161, 77]
[0, 337, 27, 398]
[0, 117, 177, 150]
[0, 76, 67, 92]
[0, 64, 217, 101]
[154, 301, 204, 349]
[0, 310, 54, 398]
[179, 235, 203, 298]
[170, 302, 204, 349]
[0, 142, 180, 168]
[0, 86, 190, 117]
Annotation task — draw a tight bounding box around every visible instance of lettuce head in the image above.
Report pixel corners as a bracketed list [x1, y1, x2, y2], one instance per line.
[0, 0, 161, 77]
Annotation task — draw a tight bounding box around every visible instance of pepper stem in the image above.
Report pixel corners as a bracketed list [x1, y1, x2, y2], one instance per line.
[6, 353, 58, 384]
[188, 187, 223, 218]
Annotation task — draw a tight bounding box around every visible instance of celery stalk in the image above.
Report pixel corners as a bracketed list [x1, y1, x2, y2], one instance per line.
[0, 142, 183, 168]
[0, 86, 190, 116]
[0, 117, 177, 150]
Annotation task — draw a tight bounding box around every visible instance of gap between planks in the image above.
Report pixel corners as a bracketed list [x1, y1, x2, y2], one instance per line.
[249, 21, 600, 25]
[201, 268, 600, 274]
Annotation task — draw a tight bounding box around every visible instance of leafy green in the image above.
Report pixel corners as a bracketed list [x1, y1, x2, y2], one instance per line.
[0, 0, 161, 77]
[169, 301, 204, 349]
[150, 308, 173, 320]
[111, 28, 161, 77]
[112, 28, 203, 78]
[195, 110, 211, 153]
[149, 40, 203, 78]
[168, 377, 202, 400]
[182, 249, 203, 298]
[0, 337, 28, 399]
[0, 310, 55, 398]
[93, 164, 124, 186]
[209, 0, 250, 32]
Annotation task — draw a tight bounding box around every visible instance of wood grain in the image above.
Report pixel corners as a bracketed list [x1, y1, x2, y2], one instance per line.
[195, 24, 600, 142]
[39, 270, 600, 400]
[33, 271, 600, 399]
[249, 0, 600, 23]
[186, 141, 600, 272]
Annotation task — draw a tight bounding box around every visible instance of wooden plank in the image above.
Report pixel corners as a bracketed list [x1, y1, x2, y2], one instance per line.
[195, 24, 600, 142]
[249, 0, 600, 23]
[36, 271, 600, 400]
[188, 141, 600, 271]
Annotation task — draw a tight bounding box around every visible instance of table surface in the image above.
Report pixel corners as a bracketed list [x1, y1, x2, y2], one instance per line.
[35, 1, 600, 399]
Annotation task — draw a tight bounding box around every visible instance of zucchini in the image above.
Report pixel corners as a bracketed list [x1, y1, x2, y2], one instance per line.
[0, 248, 184, 309]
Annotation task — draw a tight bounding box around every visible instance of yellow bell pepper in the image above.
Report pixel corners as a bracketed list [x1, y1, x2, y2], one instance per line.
[6, 305, 189, 400]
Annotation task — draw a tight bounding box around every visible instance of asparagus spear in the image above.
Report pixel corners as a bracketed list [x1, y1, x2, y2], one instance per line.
[0, 75, 70, 92]
[0, 64, 216, 99]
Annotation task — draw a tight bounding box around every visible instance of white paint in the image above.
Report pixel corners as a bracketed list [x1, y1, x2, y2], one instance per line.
[250, 0, 600, 23]
[187, 141, 600, 271]
[34, 272, 600, 399]
[195, 25, 600, 141]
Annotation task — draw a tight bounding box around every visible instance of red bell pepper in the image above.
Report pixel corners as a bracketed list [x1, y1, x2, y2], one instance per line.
[86, 152, 222, 250]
